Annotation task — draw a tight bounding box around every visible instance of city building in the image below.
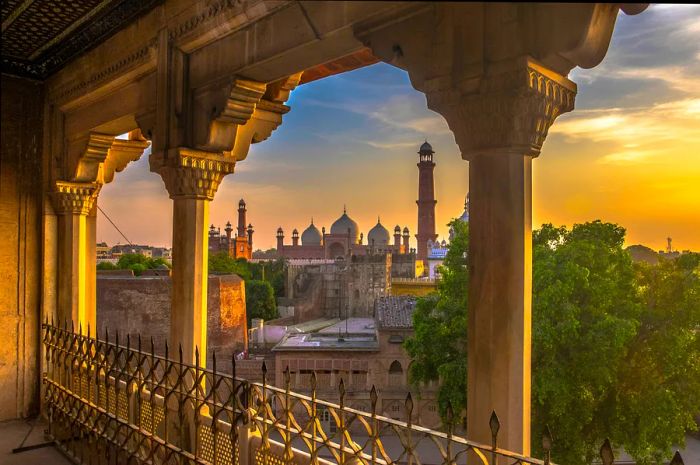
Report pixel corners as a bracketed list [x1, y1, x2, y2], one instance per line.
[209, 198, 254, 260]
[269, 296, 440, 429]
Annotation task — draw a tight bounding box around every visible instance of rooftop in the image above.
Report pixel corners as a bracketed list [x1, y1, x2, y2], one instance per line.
[375, 296, 417, 329]
[272, 318, 379, 351]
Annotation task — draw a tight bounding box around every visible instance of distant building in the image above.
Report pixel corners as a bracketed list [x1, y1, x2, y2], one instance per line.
[209, 198, 254, 260]
[276, 210, 414, 260]
[268, 296, 440, 428]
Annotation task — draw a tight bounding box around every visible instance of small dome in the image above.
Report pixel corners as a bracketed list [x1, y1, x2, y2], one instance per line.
[458, 193, 470, 223]
[277, 227, 283, 234]
[403, 226, 409, 234]
[394, 225, 401, 233]
[301, 220, 322, 246]
[330, 208, 360, 243]
[419, 141, 433, 153]
[368, 218, 390, 247]
[239, 199, 246, 207]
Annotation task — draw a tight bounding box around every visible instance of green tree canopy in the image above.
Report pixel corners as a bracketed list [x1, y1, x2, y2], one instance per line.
[245, 280, 278, 326]
[405, 220, 700, 464]
[404, 219, 468, 424]
[100, 253, 171, 275]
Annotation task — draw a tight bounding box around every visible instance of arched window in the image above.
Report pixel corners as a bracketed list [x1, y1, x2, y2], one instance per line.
[388, 360, 403, 387]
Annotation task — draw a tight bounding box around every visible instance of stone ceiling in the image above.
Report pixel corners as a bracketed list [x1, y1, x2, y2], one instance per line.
[1, 0, 162, 80]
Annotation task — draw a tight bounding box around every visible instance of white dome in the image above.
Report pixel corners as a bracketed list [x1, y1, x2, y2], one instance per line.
[367, 219, 390, 247]
[330, 209, 359, 243]
[301, 220, 322, 246]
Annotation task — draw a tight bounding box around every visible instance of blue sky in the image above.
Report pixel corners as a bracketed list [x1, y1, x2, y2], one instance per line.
[98, 5, 700, 251]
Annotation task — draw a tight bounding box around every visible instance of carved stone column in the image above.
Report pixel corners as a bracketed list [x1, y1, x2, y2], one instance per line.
[427, 58, 576, 455]
[152, 148, 236, 365]
[52, 181, 100, 330]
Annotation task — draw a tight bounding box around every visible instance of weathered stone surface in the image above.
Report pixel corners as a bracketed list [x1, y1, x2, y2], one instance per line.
[0, 75, 43, 420]
[96, 274, 248, 366]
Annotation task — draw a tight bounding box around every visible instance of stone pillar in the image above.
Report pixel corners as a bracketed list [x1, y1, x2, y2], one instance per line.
[425, 58, 576, 454]
[52, 181, 100, 330]
[152, 148, 235, 365]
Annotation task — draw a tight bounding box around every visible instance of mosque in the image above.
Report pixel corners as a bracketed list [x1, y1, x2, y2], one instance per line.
[207, 141, 469, 268]
[275, 141, 469, 263]
[276, 211, 413, 260]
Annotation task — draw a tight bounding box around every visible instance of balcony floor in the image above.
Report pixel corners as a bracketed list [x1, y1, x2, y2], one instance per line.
[1, 417, 71, 465]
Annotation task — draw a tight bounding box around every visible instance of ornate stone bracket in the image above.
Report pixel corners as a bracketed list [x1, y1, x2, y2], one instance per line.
[426, 58, 577, 159]
[198, 74, 302, 158]
[199, 79, 267, 151]
[103, 138, 151, 184]
[52, 180, 101, 215]
[151, 148, 236, 200]
[72, 133, 116, 183]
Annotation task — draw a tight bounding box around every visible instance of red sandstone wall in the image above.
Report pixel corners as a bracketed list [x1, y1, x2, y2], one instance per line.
[96, 274, 248, 372]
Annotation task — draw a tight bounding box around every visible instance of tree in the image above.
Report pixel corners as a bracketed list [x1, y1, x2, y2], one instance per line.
[531, 221, 641, 464]
[97, 261, 117, 270]
[245, 280, 278, 326]
[113, 253, 170, 276]
[404, 219, 468, 424]
[208, 252, 252, 280]
[405, 220, 700, 464]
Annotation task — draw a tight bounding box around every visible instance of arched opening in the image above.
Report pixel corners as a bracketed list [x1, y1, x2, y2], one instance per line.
[389, 360, 404, 387]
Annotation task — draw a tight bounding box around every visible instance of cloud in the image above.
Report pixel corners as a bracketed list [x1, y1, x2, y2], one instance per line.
[551, 97, 700, 164]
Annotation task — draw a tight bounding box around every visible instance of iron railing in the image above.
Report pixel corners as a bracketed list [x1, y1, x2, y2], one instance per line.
[42, 322, 686, 465]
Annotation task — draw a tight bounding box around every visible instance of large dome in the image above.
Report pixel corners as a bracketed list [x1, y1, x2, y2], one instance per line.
[330, 209, 359, 243]
[301, 220, 322, 246]
[367, 219, 390, 247]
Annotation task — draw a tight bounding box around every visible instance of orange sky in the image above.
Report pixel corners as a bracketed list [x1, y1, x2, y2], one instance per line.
[97, 5, 700, 253]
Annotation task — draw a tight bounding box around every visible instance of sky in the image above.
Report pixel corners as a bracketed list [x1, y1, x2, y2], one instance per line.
[97, 5, 700, 252]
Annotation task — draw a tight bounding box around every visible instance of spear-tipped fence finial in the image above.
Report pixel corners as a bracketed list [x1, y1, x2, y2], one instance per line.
[489, 410, 500, 447]
[542, 425, 553, 465]
[670, 451, 684, 465]
[600, 438, 614, 465]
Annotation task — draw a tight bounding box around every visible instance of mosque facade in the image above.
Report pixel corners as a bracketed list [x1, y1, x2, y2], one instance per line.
[276, 210, 413, 260]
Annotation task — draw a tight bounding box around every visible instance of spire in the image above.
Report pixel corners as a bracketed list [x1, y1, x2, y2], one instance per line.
[377, 215, 381, 223]
[311, 217, 314, 225]
[343, 204, 347, 214]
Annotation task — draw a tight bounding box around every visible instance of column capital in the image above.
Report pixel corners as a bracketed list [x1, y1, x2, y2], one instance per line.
[426, 58, 577, 159]
[151, 148, 236, 201]
[52, 180, 100, 215]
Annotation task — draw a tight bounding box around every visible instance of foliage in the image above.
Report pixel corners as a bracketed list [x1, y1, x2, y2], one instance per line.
[96, 253, 170, 275]
[531, 221, 641, 464]
[97, 261, 118, 270]
[404, 219, 468, 423]
[245, 280, 279, 326]
[405, 220, 700, 464]
[209, 252, 252, 280]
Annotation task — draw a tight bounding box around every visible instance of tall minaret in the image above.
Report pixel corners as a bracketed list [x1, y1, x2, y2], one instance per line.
[415, 141, 438, 261]
[237, 199, 247, 238]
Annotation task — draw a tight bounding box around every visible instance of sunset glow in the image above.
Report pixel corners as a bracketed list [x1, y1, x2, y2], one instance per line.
[97, 5, 700, 252]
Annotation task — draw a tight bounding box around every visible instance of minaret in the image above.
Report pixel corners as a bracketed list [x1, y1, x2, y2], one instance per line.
[237, 199, 247, 238]
[394, 225, 402, 248]
[415, 141, 438, 261]
[276, 227, 284, 249]
[247, 223, 254, 248]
